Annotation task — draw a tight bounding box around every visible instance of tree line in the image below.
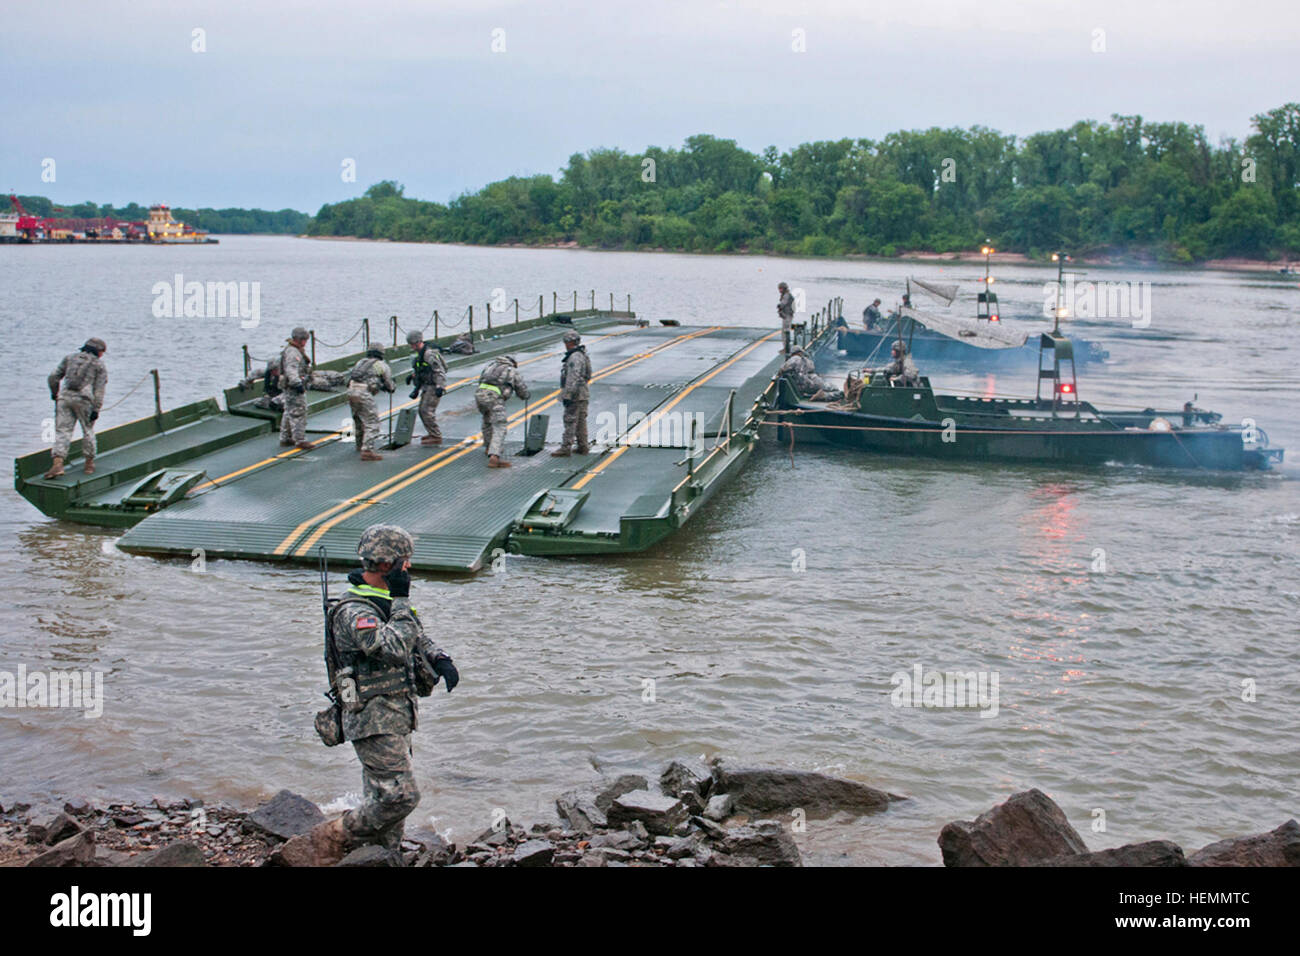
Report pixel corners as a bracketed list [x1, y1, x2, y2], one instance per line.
[307, 103, 1300, 262]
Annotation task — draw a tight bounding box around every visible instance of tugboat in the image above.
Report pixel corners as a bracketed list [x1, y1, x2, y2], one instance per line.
[775, 290, 1283, 473]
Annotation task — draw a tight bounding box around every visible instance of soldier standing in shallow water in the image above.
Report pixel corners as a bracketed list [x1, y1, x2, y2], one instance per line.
[551, 330, 591, 457]
[279, 326, 313, 449]
[475, 355, 530, 468]
[348, 343, 395, 461]
[281, 524, 458, 866]
[405, 330, 447, 446]
[44, 337, 108, 478]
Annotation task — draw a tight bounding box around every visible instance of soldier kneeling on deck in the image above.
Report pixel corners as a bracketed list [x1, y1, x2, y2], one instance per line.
[552, 330, 591, 457]
[283, 524, 458, 867]
[348, 344, 395, 461]
[476, 355, 530, 468]
[45, 337, 108, 478]
[780, 346, 842, 402]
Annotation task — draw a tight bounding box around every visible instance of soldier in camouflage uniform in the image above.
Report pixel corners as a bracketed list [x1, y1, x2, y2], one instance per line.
[445, 331, 475, 355]
[779, 347, 842, 401]
[284, 524, 458, 865]
[44, 338, 108, 478]
[279, 327, 314, 449]
[348, 344, 396, 461]
[476, 355, 530, 468]
[876, 340, 921, 387]
[777, 282, 795, 355]
[405, 330, 447, 446]
[551, 330, 591, 457]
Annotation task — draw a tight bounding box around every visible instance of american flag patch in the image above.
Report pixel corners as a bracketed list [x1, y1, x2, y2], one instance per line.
[355, 615, 380, 630]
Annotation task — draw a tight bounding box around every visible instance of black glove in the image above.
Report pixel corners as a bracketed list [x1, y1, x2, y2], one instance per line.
[89, 409, 99, 423]
[432, 654, 459, 692]
[289, 382, 306, 395]
[51, 391, 59, 402]
[434, 387, 445, 398]
[405, 374, 413, 385]
[409, 386, 421, 399]
[384, 564, 411, 598]
[562, 398, 573, 407]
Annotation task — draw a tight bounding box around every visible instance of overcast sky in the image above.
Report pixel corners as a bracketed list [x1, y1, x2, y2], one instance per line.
[3, 0, 1297, 212]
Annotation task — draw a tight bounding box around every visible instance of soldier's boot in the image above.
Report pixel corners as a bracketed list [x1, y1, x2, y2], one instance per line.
[280, 438, 296, 447]
[274, 817, 353, 867]
[420, 435, 442, 446]
[295, 440, 315, 450]
[43, 457, 65, 479]
[360, 450, 383, 461]
[575, 443, 590, 455]
[487, 454, 512, 469]
[83, 456, 95, 475]
[550, 447, 571, 457]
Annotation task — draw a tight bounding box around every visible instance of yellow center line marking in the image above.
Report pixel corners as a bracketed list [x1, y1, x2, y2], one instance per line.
[196, 327, 639, 493]
[280, 325, 720, 556]
[571, 331, 779, 491]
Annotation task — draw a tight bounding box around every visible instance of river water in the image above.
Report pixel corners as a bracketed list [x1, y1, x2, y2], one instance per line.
[2, 236, 1296, 864]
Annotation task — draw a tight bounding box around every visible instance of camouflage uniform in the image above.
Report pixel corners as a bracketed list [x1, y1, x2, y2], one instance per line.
[412, 343, 448, 443]
[48, 345, 108, 462]
[331, 572, 443, 851]
[278, 337, 312, 444]
[779, 349, 828, 398]
[777, 285, 795, 354]
[559, 340, 592, 453]
[880, 346, 921, 387]
[347, 353, 395, 454]
[475, 357, 529, 459]
[445, 332, 475, 355]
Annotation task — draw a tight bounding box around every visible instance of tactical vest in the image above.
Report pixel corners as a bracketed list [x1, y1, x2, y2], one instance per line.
[478, 361, 514, 397]
[560, 346, 587, 387]
[412, 346, 441, 386]
[62, 352, 99, 392]
[329, 589, 415, 704]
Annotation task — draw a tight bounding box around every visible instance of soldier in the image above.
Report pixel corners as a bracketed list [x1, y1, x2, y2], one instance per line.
[476, 355, 529, 469]
[348, 343, 396, 461]
[445, 331, 475, 355]
[405, 330, 447, 446]
[283, 524, 458, 866]
[875, 340, 921, 387]
[779, 346, 842, 401]
[776, 282, 795, 355]
[551, 330, 591, 457]
[863, 299, 883, 329]
[279, 327, 314, 450]
[44, 338, 108, 478]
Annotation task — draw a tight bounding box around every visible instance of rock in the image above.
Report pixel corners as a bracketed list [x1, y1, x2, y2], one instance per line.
[578, 852, 607, 867]
[63, 797, 92, 816]
[708, 820, 801, 867]
[594, 847, 633, 863]
[271, 818, 351, 867]
[656, 835, 697, 860]
[589, 830, 643, 851]
[938, 789, 1088, 867]
[680, 791, 705, 815]
[714, 766, 893, 816]
[625, 821, 651, 844]
[556, 792, 606, 834]
[660, 760, 712, 799]
[407, 828, 454, 867]
[27, 831, 96, 867]
[607, 790, 688, 836]
[125, 841, 208, 867]
[25, 822, 48, 844]
[691, 815, 728, 840]
[112, 812, 146, 828]
[476, 825, 511, 847]
[42, 812, 84, 845]
[594, 774, 648, 813]
[246, 790, 324, 841]
[513, 840, 554, 867]
[336, 845, 402, 867]
[1034, 841, 1186, 867]
[1188, 820, 1300, 867]
[90, 848, 133, 867]
[703, 793, 734, 821]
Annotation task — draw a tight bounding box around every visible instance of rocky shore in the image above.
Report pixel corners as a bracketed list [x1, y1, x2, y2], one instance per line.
[3, 761, 1296, 868]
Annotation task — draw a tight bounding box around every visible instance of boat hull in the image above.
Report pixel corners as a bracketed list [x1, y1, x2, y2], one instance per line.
[836, 327, 1108, 365]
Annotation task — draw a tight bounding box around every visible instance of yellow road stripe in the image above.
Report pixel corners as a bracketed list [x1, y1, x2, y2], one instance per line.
[571, 331, 779, 491]
[280, 326, 720, 556]
[198, 327, 637, 493]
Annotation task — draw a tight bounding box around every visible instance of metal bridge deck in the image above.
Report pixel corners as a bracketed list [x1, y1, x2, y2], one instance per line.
[117, 323, 782, 571]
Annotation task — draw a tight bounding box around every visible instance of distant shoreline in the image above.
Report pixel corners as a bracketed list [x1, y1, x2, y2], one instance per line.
[296, 234, 1298, 276]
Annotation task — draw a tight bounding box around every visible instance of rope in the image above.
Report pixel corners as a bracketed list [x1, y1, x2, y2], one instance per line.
[313, 323, 365, 349]
[757, 413, 1228, 439]
[98, 371, 154, 413]
[394, 313, 435, 336]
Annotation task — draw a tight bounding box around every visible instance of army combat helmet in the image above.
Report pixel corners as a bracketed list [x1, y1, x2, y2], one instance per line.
[406, 330, 423, 346]
[357, 523, 414, 571]
[562, 330, 581, 346]
[83, 337, 107, 355]
[366, 343, 385, 359]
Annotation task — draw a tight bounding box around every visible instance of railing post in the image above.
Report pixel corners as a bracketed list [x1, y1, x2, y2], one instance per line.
[515, 298, 520, 324]
[468, 306, 474, 340]
[627, 293, 631, 313]
[151, 369, 162, 420]
[553, 291, 557, 315]
[486, 302, 492, 332]
[310, 331, 316, 366]
[391, 315, 398, 346]
[433, 310, 439, 340]
[539, 294, 544, 319]
[242, 344, 250, 379]
[362, 317, 370, 348]
[688, 419, 696, 479]
[590, 289, 595, 309]
[572, 290, 577, 311]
